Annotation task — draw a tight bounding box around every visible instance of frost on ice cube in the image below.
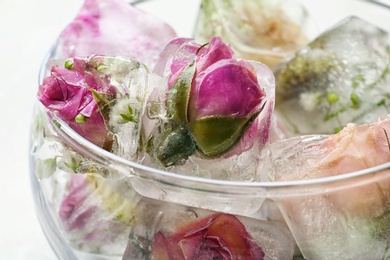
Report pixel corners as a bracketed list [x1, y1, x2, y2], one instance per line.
[193, 0, 317, 68]
[259, 116, 390, 259]
[274, 16, 390, 136]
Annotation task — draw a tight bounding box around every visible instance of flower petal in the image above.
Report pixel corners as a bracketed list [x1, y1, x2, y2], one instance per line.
[189, 59, 265, 121]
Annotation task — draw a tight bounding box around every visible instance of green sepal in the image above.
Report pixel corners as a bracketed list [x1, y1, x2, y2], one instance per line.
[189, 109, 262, 158]
[147, 124, 196, 167]
[166, 60, 196, 124]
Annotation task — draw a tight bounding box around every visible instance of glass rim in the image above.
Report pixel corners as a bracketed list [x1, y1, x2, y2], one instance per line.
[48, 113, 390, 188]
[36, 0, 390, 192]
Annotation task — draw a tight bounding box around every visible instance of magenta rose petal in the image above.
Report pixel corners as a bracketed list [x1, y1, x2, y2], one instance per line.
[190, 59, 265, 120]
[38, 63, 113, 148]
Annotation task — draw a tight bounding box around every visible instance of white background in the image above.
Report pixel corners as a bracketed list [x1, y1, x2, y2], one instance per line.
[0, 1, 82, 259]
[1, 0, 389, 259]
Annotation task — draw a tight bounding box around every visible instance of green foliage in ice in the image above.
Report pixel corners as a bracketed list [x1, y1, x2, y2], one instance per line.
[120, 105, 139, 124]
[275, 51, 344, 103]
[274, 17, 390, 135]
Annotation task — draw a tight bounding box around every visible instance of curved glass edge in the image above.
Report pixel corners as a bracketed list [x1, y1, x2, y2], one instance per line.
[29, 137, 78, 260]
[42, 105, 390, 196]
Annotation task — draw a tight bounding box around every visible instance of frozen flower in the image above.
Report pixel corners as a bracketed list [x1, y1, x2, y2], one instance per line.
[147, 37, 274, 167]
[270, 115, 390, 219]
[57, 0, 176, 68]
[37, 56, 116, 149]
[151, 213, 265, 260]
[304, 118, 390, 219]
[59, 175, 138, 252]
[193, 0, 316, 68]
[263, 115, 390, 259]
[274, 17, 390, 135]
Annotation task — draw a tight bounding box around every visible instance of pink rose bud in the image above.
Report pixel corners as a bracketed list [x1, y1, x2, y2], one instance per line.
[147, 37, 274, 167]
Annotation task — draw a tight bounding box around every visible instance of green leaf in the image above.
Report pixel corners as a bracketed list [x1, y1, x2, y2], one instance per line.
[189, 109, 261, 158]
[166, 60, 196, 124]
[64, 157, 80, 173]
[120, 105, 138, 123]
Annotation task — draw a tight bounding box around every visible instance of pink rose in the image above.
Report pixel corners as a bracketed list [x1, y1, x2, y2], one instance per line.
[148, 37, 273, 167]
[273, 115, 390, 219]
[37, 56, 115, 148]
[57, 0, 176, 68]
[151, 213, 264, 260]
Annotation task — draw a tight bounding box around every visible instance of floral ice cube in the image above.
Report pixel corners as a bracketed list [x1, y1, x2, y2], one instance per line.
[274, 16, 390, 136]
[144, 36, 275, 181]
[37, 56, 117, 149]
[56, 0, 176, 68]
[260, 115, 390, 259]
[122, 198, 295, 260]
[38, 55, 154, 161]
[193, 0, 317, 68]
[59, 174, 140, 256]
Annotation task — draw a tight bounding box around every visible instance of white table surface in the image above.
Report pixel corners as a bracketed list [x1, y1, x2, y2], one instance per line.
[1, 0, 389, 259]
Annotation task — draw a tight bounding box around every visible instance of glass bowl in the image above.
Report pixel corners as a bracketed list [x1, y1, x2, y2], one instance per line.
[30, 0, 390, 259]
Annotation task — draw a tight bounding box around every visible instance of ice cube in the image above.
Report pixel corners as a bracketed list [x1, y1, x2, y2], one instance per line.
[57, 174, 140, 256]
[56, 0, 177, 68]
[274, 16, 390, 136]
[123, 201, 295, 260]
[123, 198, 202, 259]
[193, 0, 317, 68]
[259, 115, 390, 259]
[142, 37, 276, 181]
[99, 56, 157, 162]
